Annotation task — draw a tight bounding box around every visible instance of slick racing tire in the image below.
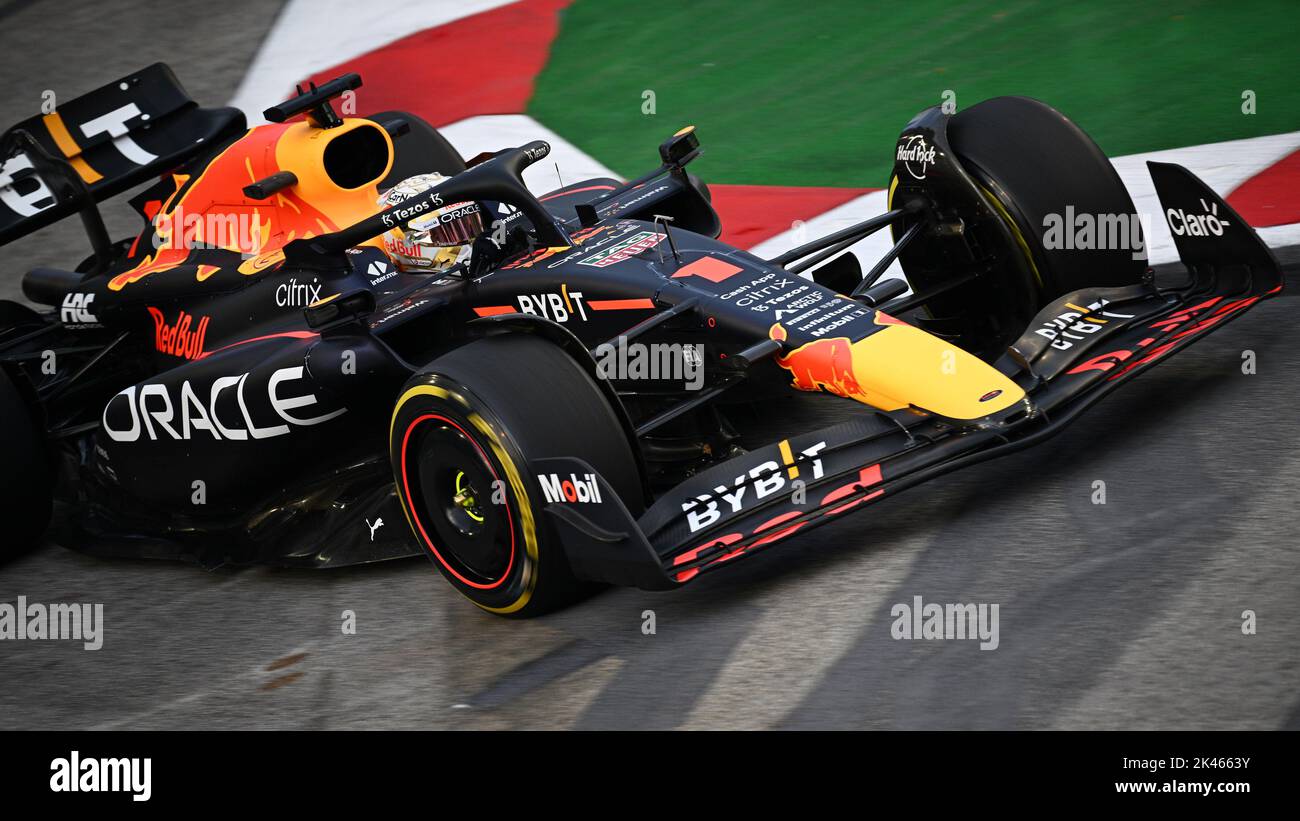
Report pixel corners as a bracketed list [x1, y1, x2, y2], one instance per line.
[389, 333, 642, 617]
[0, 366, 52, 560]
[948, 96, 1148, 299]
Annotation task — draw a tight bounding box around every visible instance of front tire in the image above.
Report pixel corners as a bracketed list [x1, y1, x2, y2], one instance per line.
[948, 96, 1147, 298]
[389, 334, 642, 617]
[910, 96, 1149, 359]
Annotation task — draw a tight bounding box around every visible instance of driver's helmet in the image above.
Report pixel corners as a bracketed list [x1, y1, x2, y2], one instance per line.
[378, 173, 483, 272]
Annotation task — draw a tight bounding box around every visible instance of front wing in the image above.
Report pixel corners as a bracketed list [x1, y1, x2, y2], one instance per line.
[536, 161, 1285, 590]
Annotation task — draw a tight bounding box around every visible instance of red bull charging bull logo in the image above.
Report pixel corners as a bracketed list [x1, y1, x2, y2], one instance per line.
[769, 323, 864, 401]
[768, 314, 1024, 419]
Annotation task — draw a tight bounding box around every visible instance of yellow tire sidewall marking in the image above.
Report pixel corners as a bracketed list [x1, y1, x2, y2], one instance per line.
[390, 381, 539, 615]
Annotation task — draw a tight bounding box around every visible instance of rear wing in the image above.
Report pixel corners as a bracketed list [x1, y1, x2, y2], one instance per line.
[0, 63, 246, 252]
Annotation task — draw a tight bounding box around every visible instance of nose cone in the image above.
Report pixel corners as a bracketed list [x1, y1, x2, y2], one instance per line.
[773, 316, 1024, 420]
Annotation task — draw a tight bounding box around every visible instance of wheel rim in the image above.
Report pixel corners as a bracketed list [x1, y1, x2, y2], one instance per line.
[400, 413, 516, 588]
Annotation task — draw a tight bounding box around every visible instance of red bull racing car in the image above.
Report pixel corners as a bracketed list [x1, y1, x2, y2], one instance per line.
[0, 65, 1283, 616]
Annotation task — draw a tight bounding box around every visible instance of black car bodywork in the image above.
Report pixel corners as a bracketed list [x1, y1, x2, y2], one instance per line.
[0, 66, 1283, 596]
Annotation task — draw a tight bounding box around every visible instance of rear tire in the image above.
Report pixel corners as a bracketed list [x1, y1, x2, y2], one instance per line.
[0, 367, 52, 560]
[389, 334, 642, 617]
[373, 109, 466, 188]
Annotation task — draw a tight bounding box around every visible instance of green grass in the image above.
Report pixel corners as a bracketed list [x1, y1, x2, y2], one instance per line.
[529, 0, 1300, 187]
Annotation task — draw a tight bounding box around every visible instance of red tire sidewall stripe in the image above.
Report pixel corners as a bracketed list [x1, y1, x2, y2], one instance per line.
[400, 412, 517, 590]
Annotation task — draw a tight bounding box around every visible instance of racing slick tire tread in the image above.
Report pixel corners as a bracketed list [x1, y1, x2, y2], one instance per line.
[948, 96, 1148, 299]
[389, 333, 642, 617]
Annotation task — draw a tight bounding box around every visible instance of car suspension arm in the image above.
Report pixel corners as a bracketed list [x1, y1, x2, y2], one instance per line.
[767, 201, 924, 269]
[850, 221, 924, 298]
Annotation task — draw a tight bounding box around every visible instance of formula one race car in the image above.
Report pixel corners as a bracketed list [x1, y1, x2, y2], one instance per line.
[0, 65, 1282, 616]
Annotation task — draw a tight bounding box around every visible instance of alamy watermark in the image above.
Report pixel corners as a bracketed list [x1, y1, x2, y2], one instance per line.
[594, 336, 705, 390]
[50, 751, 150, 801]
[1042, 207, 1153, 261]
[891, 595, 999, 650]
[0, 596, 103, 650]
[151, 205, 265, 257]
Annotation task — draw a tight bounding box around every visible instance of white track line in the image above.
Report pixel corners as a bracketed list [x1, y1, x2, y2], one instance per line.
[438, 114, 619, 195]
[229, 0, 516, 123]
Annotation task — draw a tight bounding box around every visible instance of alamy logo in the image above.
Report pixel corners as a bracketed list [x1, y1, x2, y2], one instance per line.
[50, 751, 151, 801]
[0, 596, 103, 650]
[890, 595, 1000, 650]
[151, 205, 265, 256]
[593, 336, 704, 390]
[1042, 207, 1151, 261]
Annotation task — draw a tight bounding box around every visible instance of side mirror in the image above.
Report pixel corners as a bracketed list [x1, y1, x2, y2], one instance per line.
[659, 126, 701, 167]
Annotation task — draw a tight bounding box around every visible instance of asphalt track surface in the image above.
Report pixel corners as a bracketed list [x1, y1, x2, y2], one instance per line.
[2, 0, 1299, 730]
